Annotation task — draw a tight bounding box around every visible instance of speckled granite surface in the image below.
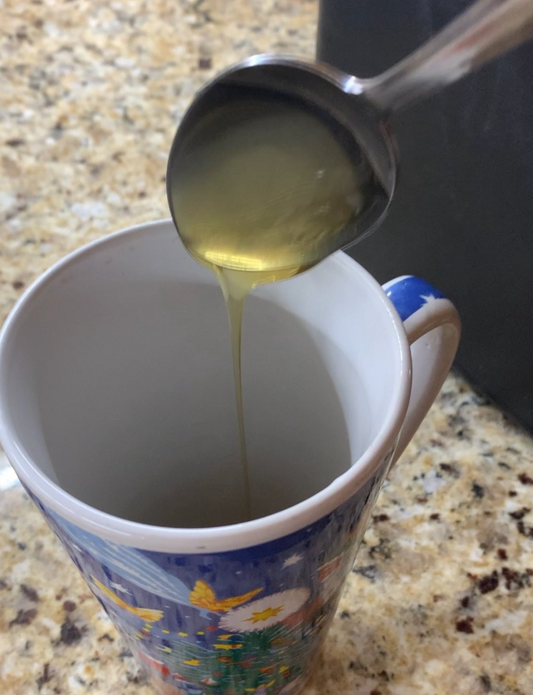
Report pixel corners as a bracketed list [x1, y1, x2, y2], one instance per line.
[1, 1, 533, 694]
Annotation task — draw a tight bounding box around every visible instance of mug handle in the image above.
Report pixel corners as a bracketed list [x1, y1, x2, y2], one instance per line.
[382, 275, 461, 463]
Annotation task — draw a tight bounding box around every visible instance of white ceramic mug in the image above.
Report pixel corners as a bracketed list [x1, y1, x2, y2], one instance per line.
[0, 220, 460, 695]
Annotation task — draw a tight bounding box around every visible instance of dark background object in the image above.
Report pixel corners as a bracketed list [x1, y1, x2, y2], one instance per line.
[317, 0, 533, 432]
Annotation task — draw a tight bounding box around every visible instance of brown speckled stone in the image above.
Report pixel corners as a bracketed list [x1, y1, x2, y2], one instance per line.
[1, 1, 533, 695]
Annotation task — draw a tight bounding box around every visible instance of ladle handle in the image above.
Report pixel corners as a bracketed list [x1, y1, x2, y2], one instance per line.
[364, 0, 533, 112]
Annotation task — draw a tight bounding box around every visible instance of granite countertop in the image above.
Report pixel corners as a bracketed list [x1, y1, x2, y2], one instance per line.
[1, 1, 533, 694]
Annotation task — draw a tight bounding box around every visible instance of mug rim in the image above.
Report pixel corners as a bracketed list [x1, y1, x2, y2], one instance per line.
[0, 218, 411, 553]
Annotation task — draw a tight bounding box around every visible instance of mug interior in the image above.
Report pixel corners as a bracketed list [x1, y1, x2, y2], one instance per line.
[0, 221, 404, 529]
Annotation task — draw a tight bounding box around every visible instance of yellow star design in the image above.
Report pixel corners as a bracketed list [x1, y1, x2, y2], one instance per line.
[245, 605, 283, 624]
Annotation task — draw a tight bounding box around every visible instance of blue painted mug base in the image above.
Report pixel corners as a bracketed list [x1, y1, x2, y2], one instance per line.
[26, 450, 392, 695]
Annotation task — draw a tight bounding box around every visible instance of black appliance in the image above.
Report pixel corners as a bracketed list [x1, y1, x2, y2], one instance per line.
[317, 0, 533, 431]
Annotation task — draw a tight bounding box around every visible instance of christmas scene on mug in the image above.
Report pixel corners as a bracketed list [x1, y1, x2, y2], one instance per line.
[30, 463, 388, 695]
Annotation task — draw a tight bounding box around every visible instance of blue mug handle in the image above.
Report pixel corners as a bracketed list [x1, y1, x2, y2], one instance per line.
[383, 276, 461, 462]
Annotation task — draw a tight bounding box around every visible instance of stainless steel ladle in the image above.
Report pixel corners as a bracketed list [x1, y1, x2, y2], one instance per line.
[167, 0, 533, 261]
